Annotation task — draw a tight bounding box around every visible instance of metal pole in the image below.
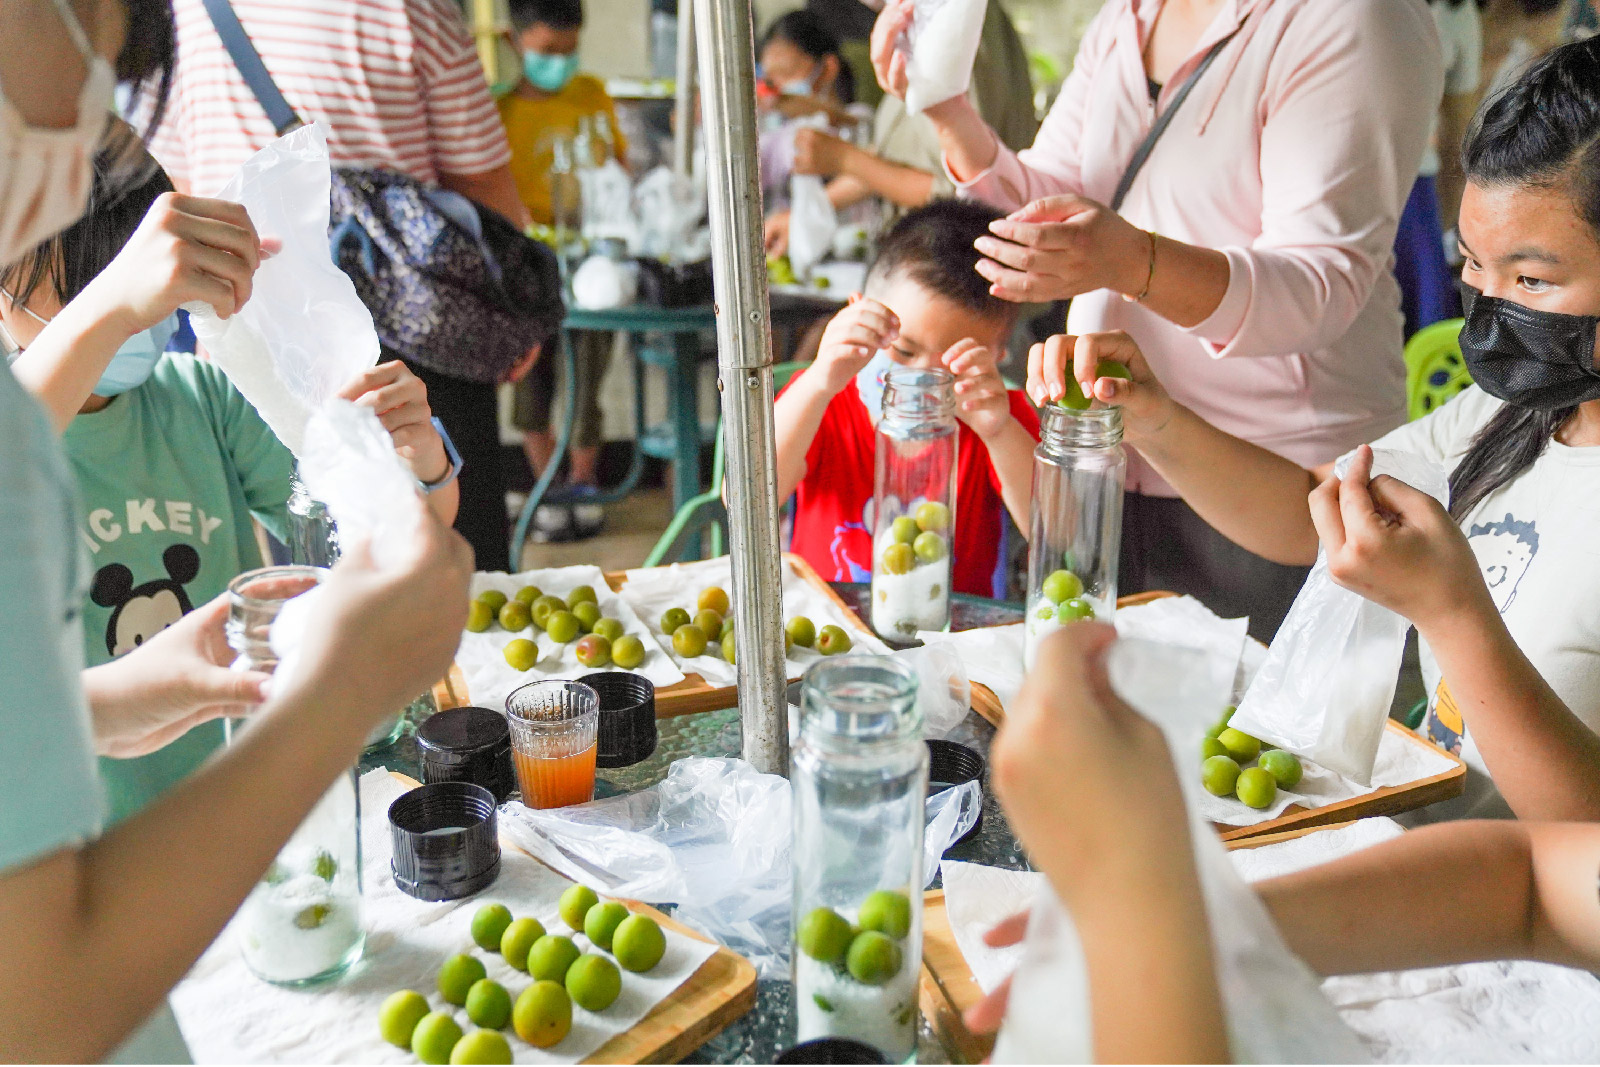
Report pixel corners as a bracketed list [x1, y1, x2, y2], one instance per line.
[672, 0, 696, 179]
[693, 0, 788, 776]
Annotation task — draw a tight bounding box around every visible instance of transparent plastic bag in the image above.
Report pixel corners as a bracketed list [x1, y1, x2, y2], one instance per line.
[632, 166, 704, 261]
[497, 755, 978, 977]
[788, 162, 837, 280]
[579, 158, 638, 244]
[894, 642, 971, 740]
[902, 0, 989, 115]
[1230, 449, 1448, 785]
[993, 639, 1367, 1063]
[184, 124, 380, 458]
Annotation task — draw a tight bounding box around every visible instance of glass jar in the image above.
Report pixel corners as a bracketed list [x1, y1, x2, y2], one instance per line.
[225, 566, 366, 987]
[1024, 405, 1126, 668]
[791, 656, 928, 1062]
[283, 482, 408, 750]
[870, 366, 958, 640]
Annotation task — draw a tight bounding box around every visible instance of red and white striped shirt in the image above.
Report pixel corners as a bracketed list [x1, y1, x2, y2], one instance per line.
[147, 0, 512, 196]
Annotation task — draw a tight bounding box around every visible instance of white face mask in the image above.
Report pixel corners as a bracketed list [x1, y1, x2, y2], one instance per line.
[0, 0, 115, 266]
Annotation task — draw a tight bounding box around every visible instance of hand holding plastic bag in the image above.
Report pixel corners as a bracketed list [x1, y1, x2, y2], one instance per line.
[902, 0, 988, 115]
[992, 638, 1366, 1063]
[184, 124, 380, 457]
[1231, 448, 1448, 785]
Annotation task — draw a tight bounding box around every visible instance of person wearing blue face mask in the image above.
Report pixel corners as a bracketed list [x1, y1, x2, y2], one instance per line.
[0, 135, 462, 827]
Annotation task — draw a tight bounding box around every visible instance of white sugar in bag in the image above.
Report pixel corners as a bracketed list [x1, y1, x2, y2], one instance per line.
[903, 0, 989, 116]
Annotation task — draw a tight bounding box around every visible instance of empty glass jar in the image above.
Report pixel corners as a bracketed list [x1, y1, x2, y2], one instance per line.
[791, 656, 927, 1062]
[225, 566, 366, 986]
[870, 366, 958, 640]
[1024, 405, 1126, 668]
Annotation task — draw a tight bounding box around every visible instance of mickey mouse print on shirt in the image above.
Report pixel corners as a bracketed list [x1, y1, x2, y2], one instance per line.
[90, 543, 201, 657]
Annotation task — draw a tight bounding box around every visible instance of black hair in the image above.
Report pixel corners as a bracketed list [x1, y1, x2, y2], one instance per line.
[761, 10, 854, 104]
[1449, 35, 1600, 522]
[508, 0, 584, 33]
[1, 136, 173, 312]
[119, 0, 177, 138]
[867, 198, 1016, 322]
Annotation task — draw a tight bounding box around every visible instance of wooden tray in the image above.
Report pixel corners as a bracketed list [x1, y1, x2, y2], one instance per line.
[590, 553, 876, 718]
[388, 774, 756, 1062]
[918, 820, 1369, 1063]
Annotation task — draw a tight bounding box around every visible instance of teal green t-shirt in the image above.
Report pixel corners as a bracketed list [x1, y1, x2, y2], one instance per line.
[0, 364, 102, 872]
[64, 353, 294, 824]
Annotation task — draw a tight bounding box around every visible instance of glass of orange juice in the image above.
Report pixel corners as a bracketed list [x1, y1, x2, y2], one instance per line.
[505, 681, 599, 809]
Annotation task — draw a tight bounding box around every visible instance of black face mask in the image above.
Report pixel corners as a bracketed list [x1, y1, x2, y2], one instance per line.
[1458, 280, 1600, 410]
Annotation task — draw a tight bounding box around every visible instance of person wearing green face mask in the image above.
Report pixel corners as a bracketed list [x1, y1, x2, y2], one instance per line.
[499, 0, 629, 542]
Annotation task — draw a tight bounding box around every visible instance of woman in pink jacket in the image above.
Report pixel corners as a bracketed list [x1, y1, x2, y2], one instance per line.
[872, 0, 1444, 639]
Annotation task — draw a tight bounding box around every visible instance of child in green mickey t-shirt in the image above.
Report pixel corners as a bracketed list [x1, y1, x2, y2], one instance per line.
[0, 138, 460, 825]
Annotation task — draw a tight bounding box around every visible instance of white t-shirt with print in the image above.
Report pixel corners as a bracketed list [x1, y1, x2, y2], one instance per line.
[1373, 386, 1600, 820]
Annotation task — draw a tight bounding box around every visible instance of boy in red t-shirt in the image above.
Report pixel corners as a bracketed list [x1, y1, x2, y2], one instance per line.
[775, 199, 1040, 596]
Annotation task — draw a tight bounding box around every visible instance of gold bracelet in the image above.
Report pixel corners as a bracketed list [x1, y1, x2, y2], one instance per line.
[1127, 229, 1157, 303]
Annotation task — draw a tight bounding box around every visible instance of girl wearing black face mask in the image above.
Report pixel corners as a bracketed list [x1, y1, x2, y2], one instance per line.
[1022, 35, 1600, 826]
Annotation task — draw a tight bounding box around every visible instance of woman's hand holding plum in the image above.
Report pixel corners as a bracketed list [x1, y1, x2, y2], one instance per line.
[1026, 330, 1177, 438]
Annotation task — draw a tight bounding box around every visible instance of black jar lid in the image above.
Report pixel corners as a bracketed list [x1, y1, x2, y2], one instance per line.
[579, 671, 658, 768]
[417, 707, 516, 803]
[389, 781, 501, 902]
[926, 738, 985, 847]
[775, 1038, 888, 1064]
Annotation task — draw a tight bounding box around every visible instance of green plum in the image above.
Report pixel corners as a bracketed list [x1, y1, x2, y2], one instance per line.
[797, 907, 852, 964]
[465, 600, 494, 633]
[559, 884, 599, 930]
[498, 600, 531, 632]
[1217, 727, 1261, 763]
[817, 625, 852, 655]
[571, 600, 602, 633]
[1205, 706, 1237, 739]
[437, 953, 487, 1006]
[672, 623, 708, 658]
[512, 981, 571, 1048]
[1201, 755, 1241, 797]
[1040, 569, 1084, 605]
[612, 634, 646, 669]
[583, 901, 629, 951]
[513, 585, 542, 606]
[412, 1012, 463, 1065]
[378, 989, 430, 1048]
[476, 590, 508, 614]
[500, 916, 546, 971]
[913, 531, 947, 564]
[565, 954, 622, 1012]
[531, 595, 567, 630]
[786, 616, 817, 648]
[721, 629, 736, 664]
[880, 542, 915, 575]
[545, 611, 580, 645]
[450, 1029, 512, 1065]
[1200, 736, 1229, 763]
[565, 585, 599, 608]
[527, 935, 581, 983]
[846, 930, 903, 984]
[1056, 360, 1132, 410]
[1236, 766, 1277, 810]
[698, 586, 731, 616]
[574, 633, 611, 668]
[1057, 598, 1095, 622]
[891, 516, 920, 544]
[592, 617, 625, 642]
[502, 639, 538, 672]
[692, 609, 724, 642]
[857, 889, 912, 940]
[470, 904, 513, 952]
[613, 913, 667, 972]
[915, 501, 950, 532]
[465, 979, 512, 1030]
[1259, 749, 1303, 789]
[660, 607, 692, 635]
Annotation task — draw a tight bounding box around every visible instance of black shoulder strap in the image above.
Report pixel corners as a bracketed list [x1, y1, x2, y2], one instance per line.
[1110, 31, 1238, 213]
[199, 0, 305, 137]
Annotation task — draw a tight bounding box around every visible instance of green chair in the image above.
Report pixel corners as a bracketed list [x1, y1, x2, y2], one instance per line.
[1405, 318, 1471, 421]
[646, 361, 807, 566]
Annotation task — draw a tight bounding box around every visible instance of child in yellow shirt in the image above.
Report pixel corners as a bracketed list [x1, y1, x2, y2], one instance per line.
[500, 0, 627, 541]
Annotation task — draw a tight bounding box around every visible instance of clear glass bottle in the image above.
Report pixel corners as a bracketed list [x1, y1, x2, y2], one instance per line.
[791, 656, 927, 1062]
[226, 566, 366, 986]
[870, 366, 958, 640]
[1024, 405, 1126, 668]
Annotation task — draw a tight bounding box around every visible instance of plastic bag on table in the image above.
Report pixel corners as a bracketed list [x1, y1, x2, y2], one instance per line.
[632, 166, 705, 261]
[788, 172, 837, 279]
[498, 755, 979, 978]
[579, 158, 638, 246]
[900, 0, 989, 115]
[570, 253, 639, 309]
[992, 639, 1367, 1064]
[183, 124, 380, 458]
[1230, 449, 1448, 785]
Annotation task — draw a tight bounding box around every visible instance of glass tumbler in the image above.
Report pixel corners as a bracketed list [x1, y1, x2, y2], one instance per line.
[225, 566, 366, 986]
[870, 366, 958, 640]
[1024, 405, 1127, 668]
[506, 680, 600, 809]
[791, 656, 928, 1062]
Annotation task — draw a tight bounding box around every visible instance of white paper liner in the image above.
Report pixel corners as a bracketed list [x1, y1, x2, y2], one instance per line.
[170, 770, 720, 1064]
[616, 556, 892, 686]
[457, 567, 685, 715]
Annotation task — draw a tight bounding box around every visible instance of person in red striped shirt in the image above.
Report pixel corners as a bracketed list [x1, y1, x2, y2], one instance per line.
[144, 0, 538, 571]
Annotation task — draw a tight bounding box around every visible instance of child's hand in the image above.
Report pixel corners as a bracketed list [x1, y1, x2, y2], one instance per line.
[1027, 330, 1176, 440]
[85, 192, 267, 336]
[943, 339, 1011, 440]
[815, 295, 899, 395]
[338, 361, 450, 485]
[1310, 444, 1490, 631]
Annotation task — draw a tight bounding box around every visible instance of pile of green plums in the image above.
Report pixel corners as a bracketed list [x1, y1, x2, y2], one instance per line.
[658, 587, 853, 662]
[797, 888, 913, 986]
[1199, 707, 1303, 811]
[469, 584, 647, 673]
[879, 502, 951, 576]
[1035, 564, 1096, 623]
[378, 895, 669, 1063]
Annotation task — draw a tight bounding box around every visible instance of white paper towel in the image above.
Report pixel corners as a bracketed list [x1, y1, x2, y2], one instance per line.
[457, 567, 686, 714]
[170, 770, 720, 1064]
[616, 556, 892, 686]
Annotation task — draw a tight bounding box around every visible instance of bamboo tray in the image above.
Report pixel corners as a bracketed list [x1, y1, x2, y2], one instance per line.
[386, 773, 756, 1062]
